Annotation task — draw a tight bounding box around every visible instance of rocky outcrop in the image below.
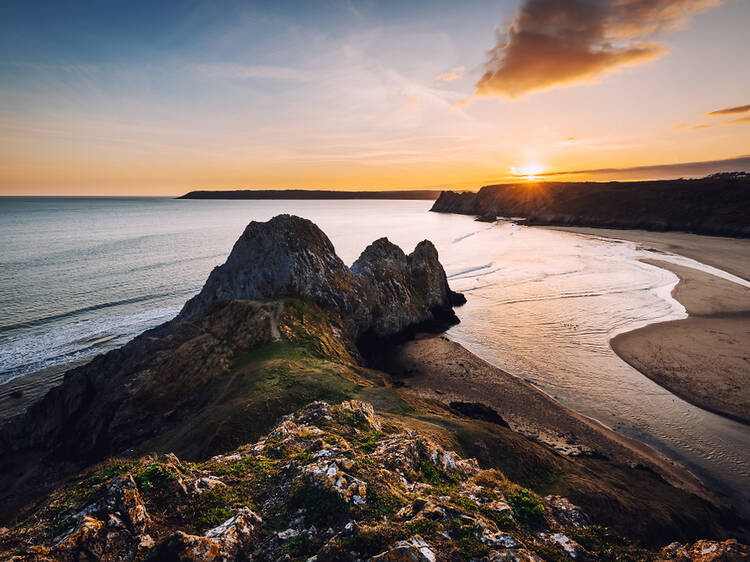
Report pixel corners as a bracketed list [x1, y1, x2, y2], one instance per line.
[180, 214, 464, 338]
[0, 216, 463, 521]
[4, 400, 743, 561]
[431, 174, 750, 237]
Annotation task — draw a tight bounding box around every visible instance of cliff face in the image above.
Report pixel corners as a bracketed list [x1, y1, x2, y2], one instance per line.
[0, 215, 464, 515]
[431, 175, 750, 236]
[180, 215, 464, 339]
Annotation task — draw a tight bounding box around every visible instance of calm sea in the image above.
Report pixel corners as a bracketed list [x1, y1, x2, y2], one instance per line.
[1, 197, 749, 513]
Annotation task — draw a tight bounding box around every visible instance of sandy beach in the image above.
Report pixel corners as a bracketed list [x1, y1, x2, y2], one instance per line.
[384, 334, 709, 500]
[550, 227, 750, 425]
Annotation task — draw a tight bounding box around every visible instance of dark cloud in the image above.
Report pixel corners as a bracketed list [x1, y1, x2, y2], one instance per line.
[706, 104, 750, 116]
[539, 154, 750, 180]
[476, 0, 719, 98]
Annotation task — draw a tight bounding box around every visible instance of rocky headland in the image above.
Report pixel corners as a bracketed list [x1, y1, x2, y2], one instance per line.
[1, 215, 748, 560]
[430, 173, 750, 237]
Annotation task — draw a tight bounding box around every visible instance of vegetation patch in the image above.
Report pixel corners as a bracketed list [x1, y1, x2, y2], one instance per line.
[506, 488, 546, 529]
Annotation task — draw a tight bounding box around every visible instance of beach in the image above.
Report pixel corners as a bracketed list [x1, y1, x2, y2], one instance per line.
[551, 227, 750, 425]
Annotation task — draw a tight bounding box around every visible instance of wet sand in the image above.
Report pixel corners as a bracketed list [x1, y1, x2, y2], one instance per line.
[548, 227, 750, 426]
[612, 261, 750, 425]
[385, 334, 710, 501]
[548, 227, 750, 281]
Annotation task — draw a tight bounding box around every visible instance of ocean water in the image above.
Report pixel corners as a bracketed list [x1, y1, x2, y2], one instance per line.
[1, 197, 749, 513]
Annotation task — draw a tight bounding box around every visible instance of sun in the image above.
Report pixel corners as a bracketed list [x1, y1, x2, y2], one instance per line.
[511, 163, 545, 181]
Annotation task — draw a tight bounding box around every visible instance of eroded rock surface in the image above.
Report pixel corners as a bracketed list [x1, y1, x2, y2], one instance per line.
[3, 401, 740, 561]
[0, 216, 463, 520]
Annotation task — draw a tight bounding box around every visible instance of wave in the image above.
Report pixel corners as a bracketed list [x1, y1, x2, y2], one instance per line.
[448, 263, 493, 278]
[0, 292, 179, 333]
[0, 306, 179, 385]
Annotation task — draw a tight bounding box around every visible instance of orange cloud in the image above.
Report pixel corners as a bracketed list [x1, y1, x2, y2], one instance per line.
[393, 92, 420, 108]
[475, 0, 720, 98]
[706, 104, 750, 116]
[727, 115, 750, 125]
[434, 66, 465, 83]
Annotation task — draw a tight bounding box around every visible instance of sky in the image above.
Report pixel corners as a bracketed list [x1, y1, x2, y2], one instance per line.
[1, 0, 749, 195]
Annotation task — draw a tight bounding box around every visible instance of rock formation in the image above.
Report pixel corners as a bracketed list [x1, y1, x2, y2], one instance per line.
[0, 215, 463, 520]
[5, 401, 745, 561]
[180, 214, 465, 338]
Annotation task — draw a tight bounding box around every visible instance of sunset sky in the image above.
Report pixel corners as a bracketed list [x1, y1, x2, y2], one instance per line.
[1, 0, 749, 195]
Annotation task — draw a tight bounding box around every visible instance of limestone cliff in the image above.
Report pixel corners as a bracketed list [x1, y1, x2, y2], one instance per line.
[180, 214, 465, 338]
[0, 216, 463, 519]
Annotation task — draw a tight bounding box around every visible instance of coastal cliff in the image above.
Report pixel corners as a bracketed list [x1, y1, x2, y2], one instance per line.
[0, 215, 747, 560]
[431, 173, 750, 237]
[0, 216, 461, 491]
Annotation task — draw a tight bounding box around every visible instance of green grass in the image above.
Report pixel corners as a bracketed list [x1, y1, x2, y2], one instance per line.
[506, 488, 546, 529]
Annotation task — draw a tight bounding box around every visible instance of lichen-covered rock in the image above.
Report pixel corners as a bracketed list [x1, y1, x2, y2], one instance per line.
[104, 473, 150, 535]
[167, 508, 261, 561]
[340, 400, 381, 431]
[169, 530, 222, 561]
[538, 532, 586, 559]
[659, 539, 750, 561]
[371, 534, 436, 561]
[486, 548, 545, 561]
[543, 496, 589, 528]
[3, 401, 748, 562]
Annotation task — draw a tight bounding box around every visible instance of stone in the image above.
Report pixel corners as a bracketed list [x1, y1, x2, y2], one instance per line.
[371, 535, 436, 562]
[659, 539, 750, 561]
[544, 495, 589, 528]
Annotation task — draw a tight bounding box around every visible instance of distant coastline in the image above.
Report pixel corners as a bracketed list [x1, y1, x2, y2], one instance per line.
[179, 189, 441, 200]
[430, 173, 750, 237]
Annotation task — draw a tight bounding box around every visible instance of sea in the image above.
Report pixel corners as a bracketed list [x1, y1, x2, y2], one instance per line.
[1, 197, 749, 514]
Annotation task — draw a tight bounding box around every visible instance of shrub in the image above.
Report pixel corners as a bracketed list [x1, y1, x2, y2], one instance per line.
[506, 488, 546, 529]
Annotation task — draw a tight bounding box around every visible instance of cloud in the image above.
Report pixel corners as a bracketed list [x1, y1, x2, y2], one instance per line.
[539, 154, 750, 180]
[475, 0, 720, 98]
[393, 92, 420, 108]
[191, 63, 312, 82]
[706, 104, 750, 116]
[728, 115, 750, 125]
[434, 66, 465, 83]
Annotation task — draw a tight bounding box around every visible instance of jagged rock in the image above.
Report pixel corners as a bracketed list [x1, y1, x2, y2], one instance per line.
[0, 216, 463, 519]
[180, 215, 462, 339]
[4, 400, 749, 562]
[538, 532, 586, 559]
[205, 508, 263, 557]
[340, 400, 382, 431]
[544, 496, 589, 528]
[371, 534, 436, 561]
[169, 531, 222, 561]
[303, 459, 368, 505]
[104, 473, 150, 535]
[180, 215, 355, 322]
[168, 508, 261, 561]
[396, 498, 445, 522]
[659, 539, 750, 561]
[485, 548, 544, 561]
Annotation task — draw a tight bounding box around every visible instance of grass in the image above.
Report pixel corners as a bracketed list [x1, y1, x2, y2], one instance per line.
[415, 441, 460, 487]
[506, 488, 546, 530]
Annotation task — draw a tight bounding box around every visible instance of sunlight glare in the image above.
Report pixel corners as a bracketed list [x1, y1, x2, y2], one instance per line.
[511, 163, 545, 181]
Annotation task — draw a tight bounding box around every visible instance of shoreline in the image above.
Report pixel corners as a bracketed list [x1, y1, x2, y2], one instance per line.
[382, 334, 710, 501]
[544, 226, 750, 426]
